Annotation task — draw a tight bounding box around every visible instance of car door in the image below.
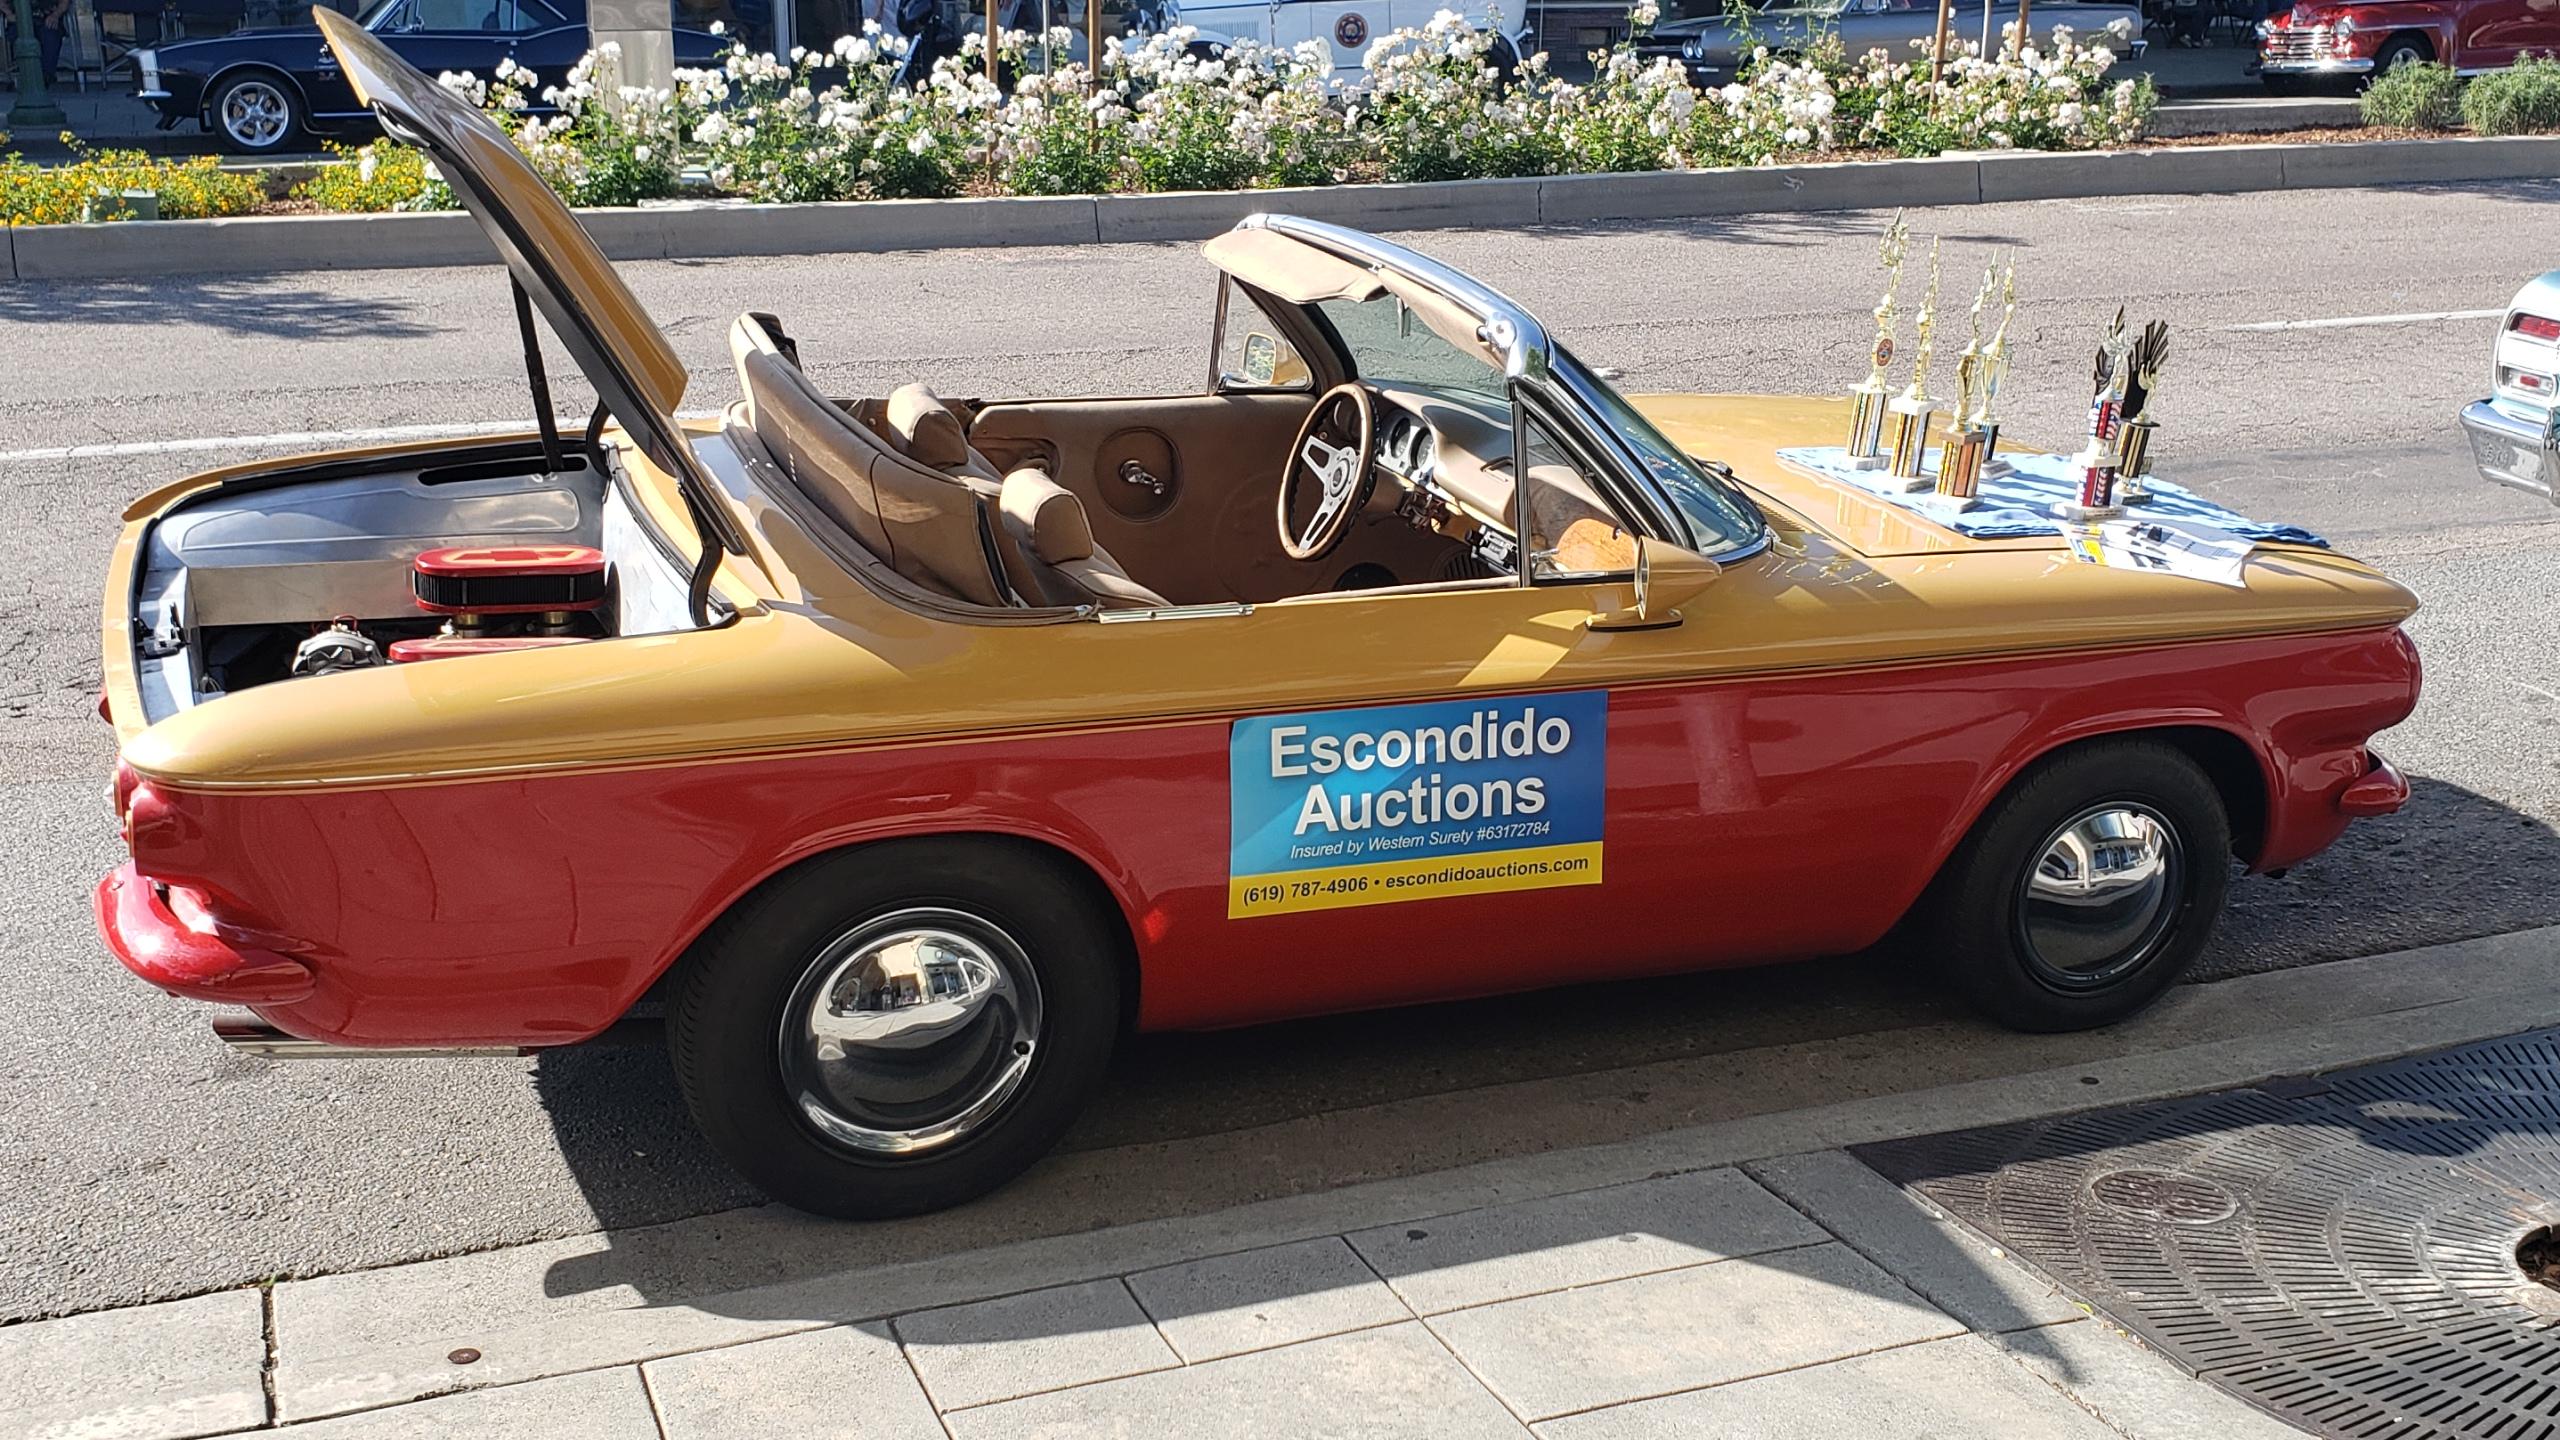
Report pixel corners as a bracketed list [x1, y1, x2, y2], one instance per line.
[504, 0, 592, 96]
[2454, 0, 2560, 68]
[373, 0, 529, 89]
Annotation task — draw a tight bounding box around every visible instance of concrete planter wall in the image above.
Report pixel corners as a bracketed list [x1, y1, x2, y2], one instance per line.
[6, 132, 2556, 281]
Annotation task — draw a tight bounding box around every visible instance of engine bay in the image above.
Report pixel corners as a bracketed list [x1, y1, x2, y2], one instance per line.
[129, 439, 704, 726]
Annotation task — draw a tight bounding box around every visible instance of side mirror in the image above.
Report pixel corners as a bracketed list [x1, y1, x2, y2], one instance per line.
[1588, 538, 1719, 632]
[1242, 332, 1279, 385]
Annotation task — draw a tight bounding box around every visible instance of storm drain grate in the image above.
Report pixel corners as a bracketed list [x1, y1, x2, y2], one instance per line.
[1856, 1030, 2560, 1440]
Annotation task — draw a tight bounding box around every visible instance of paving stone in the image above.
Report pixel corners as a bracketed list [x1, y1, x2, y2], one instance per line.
[646, 1322, 944, 1439]
[0, 1289, 267, 1440]
[942, 1322, 1529, 1439]
[1534, 1334, 2121, 1438]
[1988, 1319, 2312, 1440]
[1744, 1150, 2083, 1333]
[894, 1276, 1178, 1410]
[274, 1368, 657, 1438]
[1127, 1236, 1411, 1363]
[1345, 1168, 1827, 1315]
[1428, 1241, 1963, 1422]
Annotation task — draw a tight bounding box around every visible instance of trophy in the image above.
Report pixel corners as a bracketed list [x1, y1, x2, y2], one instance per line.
[1846, 211, 1913, 468]
[1974, 256, 2017, 479]
[2059, 309, 2135, 520]
[1885, 239, 1943, 488]
[1935, 261, 2001, 508]
[2113, 320, 2169, 504]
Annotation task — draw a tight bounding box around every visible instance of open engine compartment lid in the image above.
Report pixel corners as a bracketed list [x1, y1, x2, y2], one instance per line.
[312, 9, 743, 565]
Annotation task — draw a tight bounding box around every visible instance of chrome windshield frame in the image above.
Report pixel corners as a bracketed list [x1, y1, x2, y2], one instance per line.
[1248, 213, 1766, 564]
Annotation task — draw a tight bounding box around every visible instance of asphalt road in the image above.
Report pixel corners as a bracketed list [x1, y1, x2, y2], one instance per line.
[4, 183, 2557, 1324]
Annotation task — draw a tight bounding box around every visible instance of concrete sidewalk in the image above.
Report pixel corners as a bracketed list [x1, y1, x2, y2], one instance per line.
[16, 924, 2560, 1439]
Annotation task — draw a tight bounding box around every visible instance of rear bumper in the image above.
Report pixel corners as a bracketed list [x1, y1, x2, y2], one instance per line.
[94, 862, 315, 1005]
[2461, 398, 2560, 502]
[2337, 752, 2409, 818]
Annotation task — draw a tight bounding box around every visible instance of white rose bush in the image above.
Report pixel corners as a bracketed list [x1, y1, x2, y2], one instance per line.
[306, 2, 2154, 213]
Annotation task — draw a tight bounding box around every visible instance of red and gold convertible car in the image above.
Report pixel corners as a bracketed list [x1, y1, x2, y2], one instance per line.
[95, 11, 2421, 1217]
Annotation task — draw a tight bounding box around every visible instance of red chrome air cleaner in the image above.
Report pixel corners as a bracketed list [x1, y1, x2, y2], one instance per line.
[411, 545, 607, 616]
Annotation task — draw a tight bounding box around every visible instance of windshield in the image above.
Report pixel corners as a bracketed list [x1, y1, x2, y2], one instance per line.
[1314, 293, 1507, 402]
[1551, 349, 1767, 559]
[355, 0, 407, 24]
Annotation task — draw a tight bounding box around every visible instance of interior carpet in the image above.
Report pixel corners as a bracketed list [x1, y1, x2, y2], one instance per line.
[1855, 1031, 2560, 1440]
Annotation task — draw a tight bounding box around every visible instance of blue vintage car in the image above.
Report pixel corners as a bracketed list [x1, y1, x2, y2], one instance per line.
[2460, 272, 2560, 504]
[132, 0, 725, 153]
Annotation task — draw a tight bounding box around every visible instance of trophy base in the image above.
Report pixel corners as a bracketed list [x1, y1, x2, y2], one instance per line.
[1918, 494, 1980, 514]
[2118, 483, 2155, 505]
[1844, 454, 1890, 471]
[2053, 502, 2124, 522]
[1979, 457, 2013, 479]
[1885, 472, 1938, 494]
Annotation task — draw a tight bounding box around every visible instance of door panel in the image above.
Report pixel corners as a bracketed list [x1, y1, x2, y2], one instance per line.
[967, 392, 1459, 604]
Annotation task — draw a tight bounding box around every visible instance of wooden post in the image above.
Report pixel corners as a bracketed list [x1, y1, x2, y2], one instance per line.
[2012, 0, 2031, 57]
[1928, 0, 1953, 95]
[1086, 0, 1099, 84]
[987, 0, 1000, 81]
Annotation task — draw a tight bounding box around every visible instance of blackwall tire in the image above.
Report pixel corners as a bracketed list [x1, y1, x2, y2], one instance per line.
[1925, 739, 2231, 1033]
[666, 838, 1123, 1219]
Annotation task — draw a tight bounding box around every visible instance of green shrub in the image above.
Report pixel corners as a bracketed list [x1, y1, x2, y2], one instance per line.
[294, 139, 451, 212]
[2360, 60, 2462, 129]
[2463, 55, 2560, 134]
[0, 138, 264, 224]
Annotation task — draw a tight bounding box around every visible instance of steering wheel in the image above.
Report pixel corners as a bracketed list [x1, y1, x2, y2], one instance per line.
[1277, 383, 1378, 562]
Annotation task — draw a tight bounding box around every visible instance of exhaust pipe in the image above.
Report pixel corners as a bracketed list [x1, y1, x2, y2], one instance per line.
[211, 1014, 660, 1059]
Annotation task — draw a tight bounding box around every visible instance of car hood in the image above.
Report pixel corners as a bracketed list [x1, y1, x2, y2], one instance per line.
[313, 8, 743, 563]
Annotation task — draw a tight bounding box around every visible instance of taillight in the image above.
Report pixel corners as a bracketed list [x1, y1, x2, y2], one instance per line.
[2512, 313, 2560, 342]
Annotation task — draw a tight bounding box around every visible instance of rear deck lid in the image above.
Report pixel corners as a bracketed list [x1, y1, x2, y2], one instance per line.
[312, 9, 742, 558]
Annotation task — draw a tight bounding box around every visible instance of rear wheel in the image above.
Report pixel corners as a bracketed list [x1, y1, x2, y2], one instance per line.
[1925, 740, 2231, 1032]
[666, 839, 1123, 1218]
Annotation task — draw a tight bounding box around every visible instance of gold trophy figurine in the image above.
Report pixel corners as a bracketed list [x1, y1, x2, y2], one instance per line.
[1935, 261, 2000, 507]
[1845, 211, 1912, 469]
[1885, 238, 1943, 488]
[2113, 321, 2169, 504]
[1974, 255, 2017, 478]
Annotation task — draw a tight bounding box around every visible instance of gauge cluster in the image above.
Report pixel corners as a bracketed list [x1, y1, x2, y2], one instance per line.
[1376, 405, 1436, 480]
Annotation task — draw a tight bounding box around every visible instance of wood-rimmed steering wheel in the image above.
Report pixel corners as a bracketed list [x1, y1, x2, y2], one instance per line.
[1276, 382, 1378, 562]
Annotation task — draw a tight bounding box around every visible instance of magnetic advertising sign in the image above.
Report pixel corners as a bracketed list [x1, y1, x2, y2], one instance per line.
[1228, 691, 1606, 918]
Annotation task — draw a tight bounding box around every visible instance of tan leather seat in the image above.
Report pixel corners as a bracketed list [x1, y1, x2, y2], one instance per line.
[884, 384, 1005, 486]
[728, 314, 1011, 607]
[999, 470, 1170, 610]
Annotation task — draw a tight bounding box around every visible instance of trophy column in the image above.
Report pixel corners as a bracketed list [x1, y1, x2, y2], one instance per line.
[1845, 213, 1911, 469]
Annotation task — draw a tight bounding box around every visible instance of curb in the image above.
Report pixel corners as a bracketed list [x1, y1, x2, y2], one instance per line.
[8, 131, 2558, 280]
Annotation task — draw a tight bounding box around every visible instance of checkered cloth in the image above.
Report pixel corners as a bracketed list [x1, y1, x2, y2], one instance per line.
[1774, 446, 2329, 548]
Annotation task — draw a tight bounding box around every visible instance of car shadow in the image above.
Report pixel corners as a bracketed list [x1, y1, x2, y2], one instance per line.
[0, 274, 445, 340]
[512, 769, 2559, 1386]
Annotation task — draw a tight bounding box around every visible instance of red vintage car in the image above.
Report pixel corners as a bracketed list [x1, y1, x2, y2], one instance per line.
[2257, 0, 2558, 86]
[95, 12, 2423, 1220]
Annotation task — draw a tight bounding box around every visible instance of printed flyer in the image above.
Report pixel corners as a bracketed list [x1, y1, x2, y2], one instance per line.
[1228, 691, 1607, 918]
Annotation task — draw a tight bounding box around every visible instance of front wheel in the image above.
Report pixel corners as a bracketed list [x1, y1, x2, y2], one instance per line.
[666, 839, 1123, 1219]
[210, 71, 303, 155]
[1924, 740, 2232, 1033]
[2370, 35, 2433, 74]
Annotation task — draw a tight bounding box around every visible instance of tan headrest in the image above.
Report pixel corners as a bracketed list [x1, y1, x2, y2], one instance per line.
[1001, 469, 1094, 563]
[886, 384, 972, 470]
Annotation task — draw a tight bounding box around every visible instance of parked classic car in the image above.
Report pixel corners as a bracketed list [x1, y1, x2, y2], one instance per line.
[2255, 0, 2548, 87]
[1144, 0, 1530, 75]
[1636, 0, 2142, 83]
[2459, 271, 2560, 502]
[132, 0, 724, 153]
[95, 8, 2420, 1219]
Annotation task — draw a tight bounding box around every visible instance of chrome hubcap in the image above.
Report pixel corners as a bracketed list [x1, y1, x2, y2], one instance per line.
[2017, 804, 2181, 990]
[223, 83, 288, 146]
[777, 907, 1042, 1157]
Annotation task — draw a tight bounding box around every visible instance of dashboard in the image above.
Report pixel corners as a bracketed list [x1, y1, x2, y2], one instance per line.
[1376, 407, 1438, 483]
